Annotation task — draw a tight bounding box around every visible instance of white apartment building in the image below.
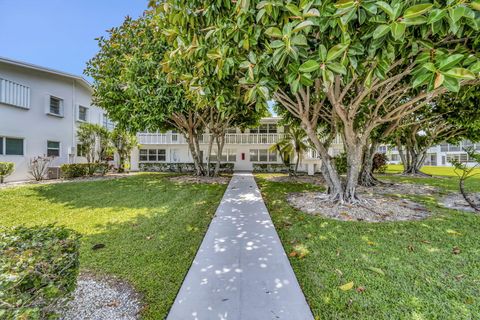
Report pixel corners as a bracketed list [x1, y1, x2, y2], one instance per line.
[384, 141, 480, 167]
[0, 57, 111, 182]
[130, 117, 338, 175]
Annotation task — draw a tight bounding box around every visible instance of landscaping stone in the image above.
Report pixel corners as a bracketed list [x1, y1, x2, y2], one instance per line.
[287, 192, 430, 222]
[56, 273, 141, 320]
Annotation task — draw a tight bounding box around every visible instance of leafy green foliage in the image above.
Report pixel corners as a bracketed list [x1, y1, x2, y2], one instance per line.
[60, 164, 89, 178]
[333, 152, 348, 175]
[0, 225, 80, 319]
[110, 129, 138, 173]
[0, 162, 14, 183]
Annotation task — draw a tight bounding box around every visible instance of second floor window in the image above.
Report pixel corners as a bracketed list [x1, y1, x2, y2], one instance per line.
[49, 96, 63, 116]
[47, 141, 60, 157]
[78, 106, 88, 122]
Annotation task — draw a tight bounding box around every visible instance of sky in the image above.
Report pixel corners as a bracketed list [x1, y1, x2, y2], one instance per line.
[0, 0, 147, 81]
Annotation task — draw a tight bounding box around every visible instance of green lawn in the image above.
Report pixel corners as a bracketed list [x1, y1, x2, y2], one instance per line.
[256, 171, 480, 319]
[385, 164, 480, 177]
[0, 173, 226, 319]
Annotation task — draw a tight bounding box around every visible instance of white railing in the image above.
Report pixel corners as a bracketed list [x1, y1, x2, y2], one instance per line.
[137, 133, 286, 145]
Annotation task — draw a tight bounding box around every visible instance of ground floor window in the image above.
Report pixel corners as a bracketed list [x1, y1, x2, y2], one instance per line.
[447, 153, 469, 163]
[250, 149, 277, 162]
[47, 141, 60, 157]
[140, 149, 166, 162]
[210, 148, 236, 162]
[0, 137, 24, 155]
[77, 144, 86, 157]
[390, 154, 399, 161]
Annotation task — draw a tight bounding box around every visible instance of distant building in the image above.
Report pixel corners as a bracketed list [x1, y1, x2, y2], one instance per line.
[0, 57, 109, 181]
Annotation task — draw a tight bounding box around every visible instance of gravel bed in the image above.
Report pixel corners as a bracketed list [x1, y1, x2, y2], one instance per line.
[440, 193, 480, 212]
[358, 182, 439, 196]
[55, 273, 141, 320]
[169, 174, 231, 184]
[287, 192, 430, 222]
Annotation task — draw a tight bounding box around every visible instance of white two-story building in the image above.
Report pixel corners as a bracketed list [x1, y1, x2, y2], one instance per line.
[130, 118, 341, 175]
[0, 57, 110, 181]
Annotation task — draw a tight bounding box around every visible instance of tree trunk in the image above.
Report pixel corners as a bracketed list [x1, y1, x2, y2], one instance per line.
[206, 134, 214, 177]
[402, 149, 429, 176]
[294, 154, 300, 176]
[358, 142, 381, 187]
[343, 145, 363, 202]
[214, 135, 225, 177]
[303, 123, 344, 201]
[186, 133, 205, 176]
[118, 156, 125, 173]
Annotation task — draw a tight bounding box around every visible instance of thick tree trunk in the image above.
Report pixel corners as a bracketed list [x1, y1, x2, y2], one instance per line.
[304, 123, 344, 201]
[359, 142, 381, 187]
[343, 145, 363, 202]
[118, 156, 125, 173]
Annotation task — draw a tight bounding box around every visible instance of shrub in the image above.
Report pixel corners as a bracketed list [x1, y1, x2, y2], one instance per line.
[252, 163, 293, 173]
[28, 156, 53, 181]
[0, 225, 80, 319]
[140, 162, 234, 173]
[60, 163, 88, 178]
[333, 152, 348, 175]
[0, 162, 15, 183]
[372, 153, 388, 173]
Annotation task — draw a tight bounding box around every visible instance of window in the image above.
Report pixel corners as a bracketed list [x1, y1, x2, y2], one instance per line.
[0, 78, 31, 109]
[139, 149, 166, 162]
[250, 124, 277, 134]
[250, 149, 277, 162]
[227, 149, 236, 162]
[211, 149, 236, 162]
[78, 106, 88, 122]
[139, 149, 148, 161]
[3, 137, 24, 155]
[390, 154, 399, 161]
[47, 141, 60, 157]
[49, 96, 63, 116]
[226, 128, 237, 134]
[103, 114, 115, 130]
[0, 138, 2, 155]
[77, 144, 86, 157]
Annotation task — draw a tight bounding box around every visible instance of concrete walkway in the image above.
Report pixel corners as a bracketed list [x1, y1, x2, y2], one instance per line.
[167, 172, 313, 320]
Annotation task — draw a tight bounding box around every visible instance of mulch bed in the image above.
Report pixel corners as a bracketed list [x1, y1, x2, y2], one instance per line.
[55, 272, 142, 320]
[168, 174, 231, 185]
[440, 193, 480, 212]
[287, 192, 430, 222]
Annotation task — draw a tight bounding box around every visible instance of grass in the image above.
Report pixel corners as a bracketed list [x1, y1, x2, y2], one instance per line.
[386, 164, 480, 177]
[256, 170, 480, 319]
[0, 173, 226, 319]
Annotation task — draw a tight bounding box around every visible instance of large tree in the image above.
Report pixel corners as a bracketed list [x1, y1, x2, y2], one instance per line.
[394, 85, 480, 175]
[244, 0, 479, 202]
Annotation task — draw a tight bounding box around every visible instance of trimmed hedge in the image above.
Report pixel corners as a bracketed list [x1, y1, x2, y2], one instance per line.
[0, 225, 80, 319]
[60, 163, 111, 178]
[253, 163, 293, 173]
[140, 162, 234, 173]
[0, 162, 15, 183]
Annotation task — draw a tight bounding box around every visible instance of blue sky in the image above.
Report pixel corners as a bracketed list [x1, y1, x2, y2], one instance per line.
[0, 0, 147, 80]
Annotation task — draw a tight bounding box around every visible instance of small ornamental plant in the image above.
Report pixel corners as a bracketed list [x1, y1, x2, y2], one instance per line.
[0, 162, 14, 183]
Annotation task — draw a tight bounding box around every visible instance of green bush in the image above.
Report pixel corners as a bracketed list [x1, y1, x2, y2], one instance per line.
[140, 162, 234, 173]
[333, 152, 348, 175]
[0, 225, 80, 319]
[252, 163, 293, 173]
[60, 163, 88, 178]
[61, 163, 111, 178]
[0, 162, 15, 183]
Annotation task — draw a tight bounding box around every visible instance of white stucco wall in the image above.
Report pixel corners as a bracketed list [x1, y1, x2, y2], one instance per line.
[0, 61, 104, 181]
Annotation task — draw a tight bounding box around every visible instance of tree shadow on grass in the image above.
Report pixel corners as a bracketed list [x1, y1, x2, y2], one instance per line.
[30, 173, 223, 210]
